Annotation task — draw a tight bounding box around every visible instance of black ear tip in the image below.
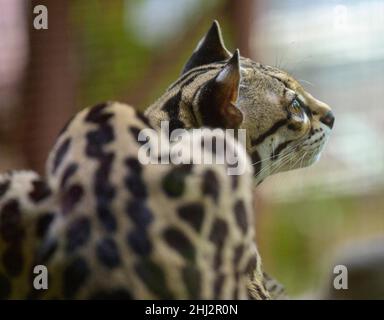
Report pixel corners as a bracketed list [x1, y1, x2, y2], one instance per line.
[229, 49, 240, 64]
[206, 20, 221, 39]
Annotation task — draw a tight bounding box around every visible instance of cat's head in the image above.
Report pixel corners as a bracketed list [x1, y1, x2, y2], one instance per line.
[183, 21, 334, 181]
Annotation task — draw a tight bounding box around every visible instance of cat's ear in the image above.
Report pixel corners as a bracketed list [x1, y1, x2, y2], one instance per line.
[181, 20, 231, 75]
[198, 50, 243, 128]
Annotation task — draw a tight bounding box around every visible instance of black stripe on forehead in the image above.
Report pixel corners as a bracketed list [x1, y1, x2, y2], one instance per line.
[162, 91, 184, 132]
[254, 64, 291, 90]
[163, 65, 224, 129]
[168, 63, 224, 91]
[251, 119, 288, 147]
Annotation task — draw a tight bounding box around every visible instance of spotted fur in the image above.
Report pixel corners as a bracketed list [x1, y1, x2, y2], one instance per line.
[0, 171, 54, 299]
[46, 102, 266, 299]
[0, 21, 334, 299]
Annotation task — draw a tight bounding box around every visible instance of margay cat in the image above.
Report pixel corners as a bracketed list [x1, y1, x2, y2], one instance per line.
[0, 21, 334, 299]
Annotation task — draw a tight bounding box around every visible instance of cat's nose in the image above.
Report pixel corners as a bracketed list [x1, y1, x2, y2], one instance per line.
[320, 111, 335, 129]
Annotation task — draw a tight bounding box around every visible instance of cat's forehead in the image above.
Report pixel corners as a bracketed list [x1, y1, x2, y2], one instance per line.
[239, 57, 303, 93]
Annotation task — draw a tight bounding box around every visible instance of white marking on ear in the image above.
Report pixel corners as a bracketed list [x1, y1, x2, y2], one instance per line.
[194, 37, 205, 53]
[216, 66, 231, 83]
[215, 49, 240, 84]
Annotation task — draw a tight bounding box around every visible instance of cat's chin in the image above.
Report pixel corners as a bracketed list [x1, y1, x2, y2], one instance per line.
[303, 153, 321, 168]
[276, 151, 322, 173]
[301, 151, 323, 168]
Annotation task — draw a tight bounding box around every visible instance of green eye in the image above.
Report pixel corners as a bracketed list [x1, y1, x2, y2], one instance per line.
[290, 99, 302, 113]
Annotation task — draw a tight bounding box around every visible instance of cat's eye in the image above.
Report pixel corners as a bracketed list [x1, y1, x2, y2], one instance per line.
[289, 98, 313, 120]
[289, 98, 302, 113]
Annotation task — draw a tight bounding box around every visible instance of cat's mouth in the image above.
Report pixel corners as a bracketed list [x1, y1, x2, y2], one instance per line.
[295, 126, 330, 166]
[275, 127, 330, 172]
[252, 118, 333, 180]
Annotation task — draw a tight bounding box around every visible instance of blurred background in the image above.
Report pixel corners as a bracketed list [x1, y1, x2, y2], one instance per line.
[0, 0, 383, 297]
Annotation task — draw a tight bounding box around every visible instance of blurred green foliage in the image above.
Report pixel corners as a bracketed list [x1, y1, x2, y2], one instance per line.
[69, 0, 151, 107]
[259, 192, 384, 295]
[68, 0, 229, 110]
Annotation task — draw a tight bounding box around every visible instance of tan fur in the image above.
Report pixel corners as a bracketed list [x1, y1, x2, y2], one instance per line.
[0, 21, 334, 300]
[145, 22, 333, 184]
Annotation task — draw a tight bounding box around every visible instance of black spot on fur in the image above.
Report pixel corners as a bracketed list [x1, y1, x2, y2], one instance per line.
[37, 238, 58, 263]
[127, 199, 153, 255]
[163, 227, 195, 262]
[129, 126, 147, 145]
[213, 273, 225, 299]
[127, 230, 152, 256]
[202, 170, 219, 203]
[96, 237, 121, 269]
[52, 137, 71, 174]
[94, 154, 115, 197]
[182, 266, 201, 298]
[125, 157, 142, 175]
[68, 105, 129, 282]
[0, 200, 24, 243]
[135, 258, 174, 299]
[36, 212, 55, 239]
[231, 175, 239, 190]
[209, 218, 228, 269]
[29, 179, 52, 203]
[234, 200, 248, 233]
[125, 174, 148, 199]
[209, 218, 228, 248]
[63, 257, 90, 298]
[213, 251, 222, 270]
[233, 244, 244, 267]
[60, 163, 78, 188]
[85, 102, 112, 124]
[86, 125, 114, 157]
[126, 200, 153, 229]
[97, 206, 117, 233]
[2, 244, 24, 277]
[0, 273, 11, 299]
[66, 217, 91, 253]
[162, 164, 193, 198]
[90, 289, 133, 300]
[61, 184, 84, 215]
[0, 179, 10, 199]
[177, 203, 204, 232]
[93, 152, 116, 233]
